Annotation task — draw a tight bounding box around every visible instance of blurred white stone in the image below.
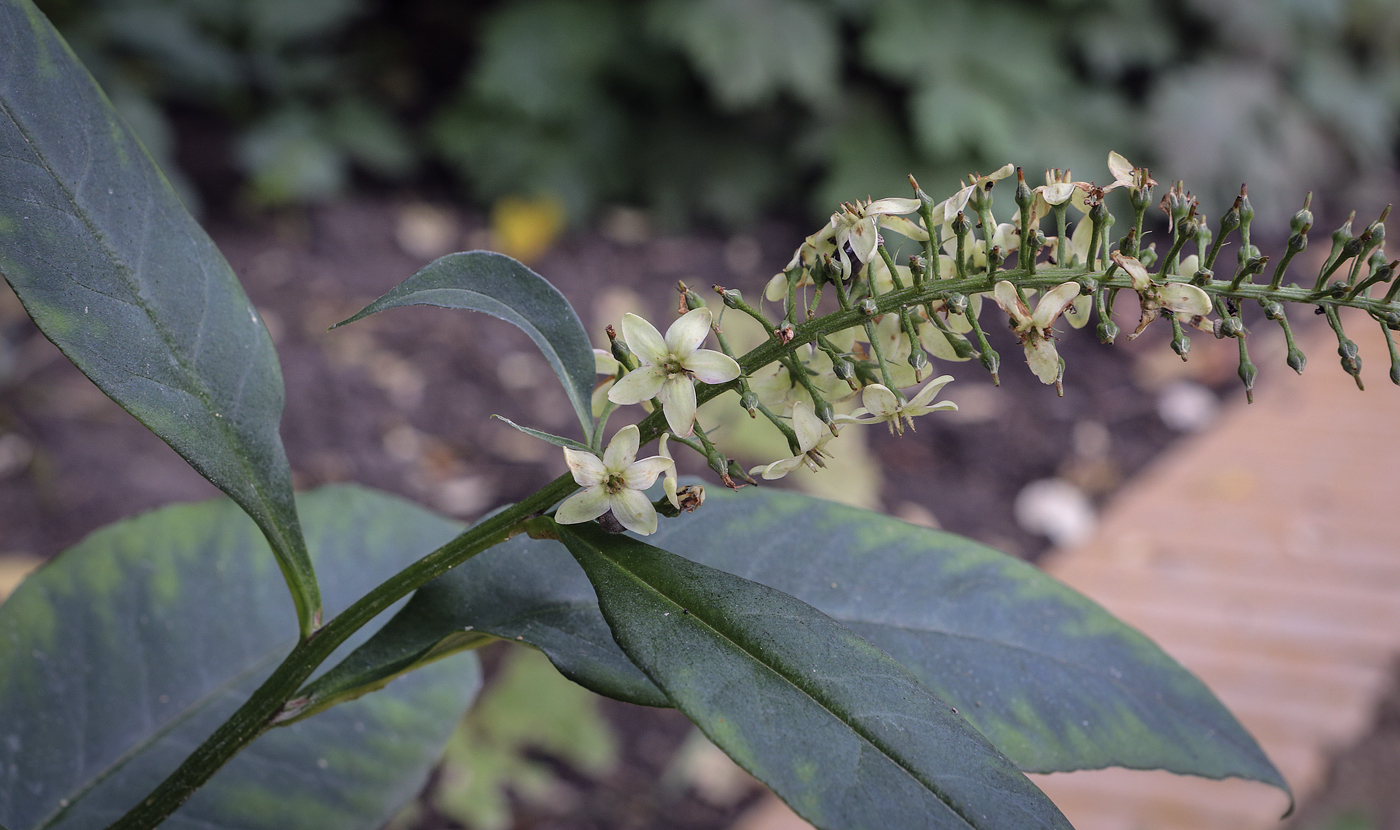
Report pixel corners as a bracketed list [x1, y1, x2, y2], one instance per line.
[1157, 380, 1220, 432]
[434, 476, 494, 518]
[1014, 478, 1097, 549]
[0, 433, 33, 479]
[395, 204, 459, 260]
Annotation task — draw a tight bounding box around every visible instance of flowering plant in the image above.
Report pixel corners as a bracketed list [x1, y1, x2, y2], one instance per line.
[6, 3, 1399, 829]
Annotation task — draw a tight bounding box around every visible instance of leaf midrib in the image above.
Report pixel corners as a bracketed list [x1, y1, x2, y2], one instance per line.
[592, 544, 984, 830]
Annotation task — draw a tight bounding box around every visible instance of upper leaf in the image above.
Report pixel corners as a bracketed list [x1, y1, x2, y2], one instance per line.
[0, 485, 474, 830]
[335, 250, 597, 443]
[557, 520, 1071, 830]
[0, 0, 319, 634]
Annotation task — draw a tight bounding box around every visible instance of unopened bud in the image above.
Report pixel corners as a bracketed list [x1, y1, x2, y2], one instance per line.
[1290, 193, 1314, 235]
[1238, 354, 1257, 404]
[830, 354, 855, 380]
[725, 460, 757, 487]
[909, 256, 927, 280]
[860, 298, 878, 316]
[1096, 318, 1119, 344]
[946, 293, 968, 315]
[1219, 195, 1242, 237]
[1171, 330, 1191, 358]
[1015, 167, 1033, 210]
[776, 322, 796, 343]
[716, 286, 743, 308]
[1219, 317, 1243, 339]
[952, 211, 972, 236]
[907, 348, 928, 374]
[1287, 347, 1307, 374]
[740, 389, 759, 417]
[1237, 185, 1254, 226]
[1261, 299, 1283, 321]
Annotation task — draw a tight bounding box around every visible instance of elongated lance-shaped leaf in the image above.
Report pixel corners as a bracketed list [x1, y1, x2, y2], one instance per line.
[0, 485, 475, 830]
[0, 0, 319, 634]
[557, 520, 1072, 830]
[324, 486, 1287, 798]
[335, 251, 597, 444]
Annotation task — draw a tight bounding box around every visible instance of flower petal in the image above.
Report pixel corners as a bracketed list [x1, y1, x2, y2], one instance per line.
[665, 308, 713, 357]
[657, 375, 698, 436]
[765, 272, 791, 302]
[603, 424, 640, 471]
[682, 348, 741, 384]
[563, 448, 607, 487]
[1031, 282, 1083, 331]
[865, 197, 921, 215]
[594, 349, 619, 375]
[555, 486, 611, 524]
[609, 488, 658, 535]
[918, 323, 971, 362]
[861, 384, 900, 418]
[1024, 338, 1061, 385]
[1040, 182, 1077, 206]
[752, 455, 805, 480]
[1161, 283, 1212, 317]
[791, 401, 823, 453]
[658, 434, 679, 508]
[1110, 251, 1151, 292]
[607, 365, 667, 405]
[906, 375, 954, 409]
[1107, 151, 1134, 186]
[621, 313, 670, 365]
[878, 214, 929, 241]
[983, 163, 1016, 182]
[993, 281, 1031, 325]
[621, 455, 673, 491]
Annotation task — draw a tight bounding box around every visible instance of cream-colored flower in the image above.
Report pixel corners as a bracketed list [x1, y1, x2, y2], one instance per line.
[835, 376, 956, 435]
[1104, 151, 1156, 193]
[834, 197, 923, 264]
[749, 401, 837, 480]
[930, 164, 1016, 225]
[606, 309, 741, 436]
[1109, 251, 1212, 339]
[556, 425, 674, 535]
[993, 280, 1082, 386]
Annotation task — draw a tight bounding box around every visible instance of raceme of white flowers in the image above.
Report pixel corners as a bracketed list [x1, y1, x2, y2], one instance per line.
[548, 152, 1225, 534]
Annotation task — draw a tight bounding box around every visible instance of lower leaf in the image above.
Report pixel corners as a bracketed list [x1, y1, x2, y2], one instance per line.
[556, 521, 1071, 830]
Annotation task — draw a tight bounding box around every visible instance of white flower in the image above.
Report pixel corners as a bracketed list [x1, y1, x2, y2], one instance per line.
[1104, 151, 1156, 193]
[931, 163, 1015, 225]
[750, 401, 838, 480]
[1109, 251, 1213, 339]
[993, 280, 1082, 387]
[556, 425, 673, 535]
[592, 348, 620, 418]
[833, 197, 922, 264]
[836, 376, 957, 435]
[607, 309, 741, 437]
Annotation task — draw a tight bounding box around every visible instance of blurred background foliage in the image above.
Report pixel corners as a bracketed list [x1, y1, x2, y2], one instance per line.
[37, 0, 1400, 229]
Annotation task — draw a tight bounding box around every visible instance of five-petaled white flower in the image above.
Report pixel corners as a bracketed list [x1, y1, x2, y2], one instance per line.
[833, 197, 923, 265]
[992, 280, 1082, 388]
[606, 308, 741, 437]
[1109, 251, 1212, 339]
[836, 376, 957, 435]
[556, 425, 674, 535]
[750, 401, 838, 480]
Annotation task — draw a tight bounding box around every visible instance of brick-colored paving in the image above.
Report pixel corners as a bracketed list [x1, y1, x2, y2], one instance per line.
[1035, 309, 1400, 828]
[728, 309, 1400, 830]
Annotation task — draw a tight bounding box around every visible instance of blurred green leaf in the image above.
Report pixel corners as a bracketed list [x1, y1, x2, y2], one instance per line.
[0, 485, 477, 830]
[557, 520, 1072, 830]
[239, 105, 348, 205]
[435, 648, 617, 830]
[649, 0, 840, 109]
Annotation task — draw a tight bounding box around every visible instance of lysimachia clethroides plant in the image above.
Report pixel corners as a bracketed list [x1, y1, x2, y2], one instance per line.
[5, 0, 1399, 828]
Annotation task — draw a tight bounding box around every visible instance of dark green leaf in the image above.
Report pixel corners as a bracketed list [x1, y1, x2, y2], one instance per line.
[334, 486, 1287, 797]
[0, 485, 475, 830]
[0, 0, 319, 634]
[334, 250, 597, 443]
[648, 489, 1288, 793]
[557, 521, 1071, 830]
[306, 526, 667, 711]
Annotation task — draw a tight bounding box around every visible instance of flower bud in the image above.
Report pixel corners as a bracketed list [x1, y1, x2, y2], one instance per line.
[908, 255, 926, 280]
[1290, 193, 1314, 235]
[1219, 317, 1243, 339]
[1237, 185, 1254, 226]
[860, 298, 878, 316]
[726, 460, 757, 487]
[952, 211, 972, 237]
[946, 293, 969, 315]
[1015, 167, 1033, 210]
[1238, 353, 1257, 403]
[1096, 318, 1119, 344]
[740, 389, 759, 417]
[1171, 329, 1191, 358]
[1287, 347, 1307, 374]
